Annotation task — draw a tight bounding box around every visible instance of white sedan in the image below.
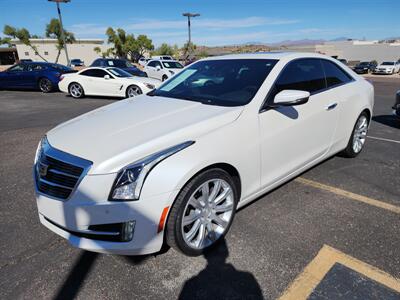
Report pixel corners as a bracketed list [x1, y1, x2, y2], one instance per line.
[58, 67, 161, 99]
[144, 59, 184, 81]
[34, 53, 373, 256]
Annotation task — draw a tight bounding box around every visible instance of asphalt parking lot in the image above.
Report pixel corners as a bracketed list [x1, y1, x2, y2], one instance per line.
[0, 77, 399, 299]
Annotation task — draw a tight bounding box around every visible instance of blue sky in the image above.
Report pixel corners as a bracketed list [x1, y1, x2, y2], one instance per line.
[0, 0, 398, 46]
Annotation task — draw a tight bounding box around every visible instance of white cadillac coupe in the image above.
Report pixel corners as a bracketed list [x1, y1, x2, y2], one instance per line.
[34, 53, 374, 256]
[58, 67, 161, 99]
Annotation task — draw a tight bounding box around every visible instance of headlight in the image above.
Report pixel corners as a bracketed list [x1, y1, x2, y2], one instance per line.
[169, 70, 175, 75]
[34, 136, 47, 164]
[110, 141, 194, 201]
[144, 83, 155, 89]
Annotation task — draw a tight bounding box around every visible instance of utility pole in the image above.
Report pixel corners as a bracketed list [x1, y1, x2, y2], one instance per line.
[48, 0, 70, 66]
[182, 13, 200, 56]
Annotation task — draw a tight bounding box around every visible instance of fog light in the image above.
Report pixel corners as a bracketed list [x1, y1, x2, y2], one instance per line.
[121, 221, 135, 242]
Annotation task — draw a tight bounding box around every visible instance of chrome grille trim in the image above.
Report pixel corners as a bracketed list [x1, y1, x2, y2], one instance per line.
[34, 138, 92, 200]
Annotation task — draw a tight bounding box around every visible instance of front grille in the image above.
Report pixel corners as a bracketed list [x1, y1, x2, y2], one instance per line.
[34, 138, 92, 200]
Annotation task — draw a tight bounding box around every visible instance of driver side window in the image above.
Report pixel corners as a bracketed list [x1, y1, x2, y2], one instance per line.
[266, 58, 326, 105]
[9, 64, 25, 72]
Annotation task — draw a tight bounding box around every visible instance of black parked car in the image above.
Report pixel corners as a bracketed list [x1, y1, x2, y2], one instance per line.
[69, 58, 84, 67]
[353, 61, 377, 74]
[90, 58, 147, 77]
[393, 90, 400, 119]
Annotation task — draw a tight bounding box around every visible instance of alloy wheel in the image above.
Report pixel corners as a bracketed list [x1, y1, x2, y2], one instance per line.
[181, 179, 234, 250]
[127, 86, 142, 98]
[352, 115, 368, 153]
[39, 78, 52, 93]
[69, 83, 83, 98]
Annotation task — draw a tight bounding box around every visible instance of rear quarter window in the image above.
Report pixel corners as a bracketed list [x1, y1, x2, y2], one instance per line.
[321, 60, 353, 88]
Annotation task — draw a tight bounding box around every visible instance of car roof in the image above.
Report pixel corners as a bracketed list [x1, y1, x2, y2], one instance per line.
[201, 52, 334, 61]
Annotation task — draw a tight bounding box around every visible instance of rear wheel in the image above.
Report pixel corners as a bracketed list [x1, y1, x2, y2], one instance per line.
[38, 78, 53, 93]
[340, 112, 369, 158]
[126, 85, 142, 98]
[162, 75, 168, 82]
[68, 82, 84, 99]
[166, 169, 238, 256]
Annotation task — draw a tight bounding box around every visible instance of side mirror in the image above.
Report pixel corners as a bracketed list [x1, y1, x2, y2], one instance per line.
[156, 66, 161, 71]
[272, 90, 310, 107]
[104, 74, 111, 80]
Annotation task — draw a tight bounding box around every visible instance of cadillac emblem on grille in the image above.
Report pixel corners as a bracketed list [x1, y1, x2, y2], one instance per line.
[38, 162, 49, 177]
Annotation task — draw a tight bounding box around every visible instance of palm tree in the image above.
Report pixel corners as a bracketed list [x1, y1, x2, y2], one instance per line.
[45, 18, 75, 63]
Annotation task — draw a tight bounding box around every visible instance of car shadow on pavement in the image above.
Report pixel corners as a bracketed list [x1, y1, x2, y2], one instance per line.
[178, 238, 264, 300]
[372, 115, 400, 129]
[53, 251, 99, 300]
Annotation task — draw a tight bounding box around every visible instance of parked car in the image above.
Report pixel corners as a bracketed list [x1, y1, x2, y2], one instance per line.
[373, 61, 400, 74]
[34, 53, 373, 256]
[353, 61, 377, 74]
[393, 90, 400, 118]
[138, 57, 150, 67]
[69, 59, 84, 67]
[0, 62, 75, 92]
[152, 55, 174, 61]
[91, 58, 147, 77]
[58, 67, 160, 99]
[144, 59, 184, 81]
[19, 59, 33, 63]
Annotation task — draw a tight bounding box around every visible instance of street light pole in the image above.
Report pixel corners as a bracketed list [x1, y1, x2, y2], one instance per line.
[48, 0, 70, 66]
[182, 13, 200, 56]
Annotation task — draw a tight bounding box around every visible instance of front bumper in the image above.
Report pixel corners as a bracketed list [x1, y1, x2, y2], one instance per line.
[35, 173, 178, 255]
[373, 69, 393, 74]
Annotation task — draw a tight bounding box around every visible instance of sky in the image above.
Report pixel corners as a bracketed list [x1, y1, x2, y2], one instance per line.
[0, 0, 399, 47]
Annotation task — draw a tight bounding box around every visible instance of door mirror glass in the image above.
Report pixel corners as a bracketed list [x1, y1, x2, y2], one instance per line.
[273, 90, 310, 106]
[156, 66, 161, 71]
[104, 74, 111, 80]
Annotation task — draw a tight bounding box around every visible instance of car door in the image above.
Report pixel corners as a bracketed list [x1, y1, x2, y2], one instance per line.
[24, 64, 42, 88]
[146, 61, 157, 79]
[3, 64, 26, 88]
[87, 69, 121, 96]
[258, 58, 339, 188]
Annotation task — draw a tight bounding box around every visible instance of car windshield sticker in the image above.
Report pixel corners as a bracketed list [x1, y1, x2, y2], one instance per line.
[108, 61, 114, 66]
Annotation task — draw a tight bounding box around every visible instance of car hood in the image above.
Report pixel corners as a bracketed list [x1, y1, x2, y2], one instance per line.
[118, 76, 161, 86]
[47, 96, 244, 174]
[377, 65, 393, 69]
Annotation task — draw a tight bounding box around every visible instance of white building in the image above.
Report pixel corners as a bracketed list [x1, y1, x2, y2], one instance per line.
[12, 38, 110, 66]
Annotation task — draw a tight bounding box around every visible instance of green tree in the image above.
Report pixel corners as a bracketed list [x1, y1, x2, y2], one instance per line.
[182, 41, 196, 58]
[106, 27, 128, 58]
[45, 18, 75, 63]
[152, 43, 175, 56]
[0, 36, 12, 47]
[3, 25, 48, 61]
[105, 27, 154, 62]
[135, 34, 154, 60]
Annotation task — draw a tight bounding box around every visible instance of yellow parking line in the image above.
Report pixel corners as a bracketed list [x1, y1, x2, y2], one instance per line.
[279, 245, 400, 300]
[295, 177, 400, 215]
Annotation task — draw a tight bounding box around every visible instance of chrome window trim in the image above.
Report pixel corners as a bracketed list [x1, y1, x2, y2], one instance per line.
[34, 138, 92, 201]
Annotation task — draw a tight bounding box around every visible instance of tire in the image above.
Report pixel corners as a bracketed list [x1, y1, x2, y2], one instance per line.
[166, 168, 239, 256]
[126, 85, 142, 98]
[340, 112, 369, 158]
[68, 82, 84, 99]
[38, 78, 53, 93]
[162, 75, 168, 82]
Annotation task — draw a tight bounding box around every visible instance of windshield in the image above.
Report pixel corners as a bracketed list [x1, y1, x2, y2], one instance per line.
[382, 62, 395, 66]
[107, 67, 133, 77]
[151, 59, 278, 107]
[162, 61, 183, 69]
[107, 60, 135, 68]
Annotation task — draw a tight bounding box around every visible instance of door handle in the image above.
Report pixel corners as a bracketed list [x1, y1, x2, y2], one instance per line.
[325, 103, 337, 111]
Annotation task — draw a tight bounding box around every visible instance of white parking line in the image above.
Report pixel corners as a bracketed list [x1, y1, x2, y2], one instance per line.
[367, 136, 400, 144]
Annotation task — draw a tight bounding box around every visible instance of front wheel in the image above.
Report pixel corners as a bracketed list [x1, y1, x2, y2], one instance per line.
[340, 112, 369, 158]
[162, 75, 168, 82]
[166, 169, 238, 256]
[68, 82, 84, 99]
[126, 85, 142, 98]
[39, 78, 53, 93]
